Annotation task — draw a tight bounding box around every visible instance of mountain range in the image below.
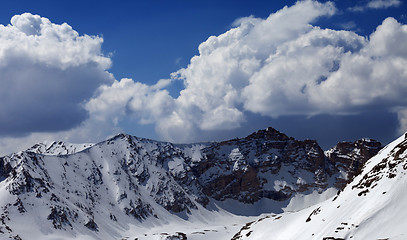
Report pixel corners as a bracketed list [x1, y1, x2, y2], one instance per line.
[1, 126, 401, 240]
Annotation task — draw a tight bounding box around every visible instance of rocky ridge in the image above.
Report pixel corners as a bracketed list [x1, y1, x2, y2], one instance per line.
[326, 138, 382, 189]
[27, 141, 94, 155]
[194, 128, 381, 204]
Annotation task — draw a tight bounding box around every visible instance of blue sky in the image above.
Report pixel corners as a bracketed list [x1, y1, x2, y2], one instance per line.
[0, 0, 406, 154]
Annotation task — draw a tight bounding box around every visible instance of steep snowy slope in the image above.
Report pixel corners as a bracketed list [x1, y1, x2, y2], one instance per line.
[0, 128, 382, 240]
[234, 132, 407, 240]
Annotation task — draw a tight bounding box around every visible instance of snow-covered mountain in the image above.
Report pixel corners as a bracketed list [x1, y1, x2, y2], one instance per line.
[0, 127, 383, 239]
[232, 132, 407, 240]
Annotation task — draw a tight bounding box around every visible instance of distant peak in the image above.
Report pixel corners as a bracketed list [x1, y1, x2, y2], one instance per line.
[110, 132, 129, 140]
[246, 126, 290, 141]
[332, 138, 382, 149]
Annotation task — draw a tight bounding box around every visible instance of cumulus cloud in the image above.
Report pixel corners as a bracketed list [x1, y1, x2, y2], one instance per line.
[82, 0, 338, 144]
[164, 0, 336, 140]
[76, 0, 407, 144]
[85, 78, 173, 125]
[309, 18, 407, 111]
[141, 0, 406, 142]
[0, 13, 113, 136]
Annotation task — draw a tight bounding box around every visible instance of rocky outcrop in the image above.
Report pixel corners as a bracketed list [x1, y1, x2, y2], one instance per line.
[193, 128, 331, 203]
[191, 128, 382, 204]
[326, 138, 382, 188]
[353, 135, 407, 193]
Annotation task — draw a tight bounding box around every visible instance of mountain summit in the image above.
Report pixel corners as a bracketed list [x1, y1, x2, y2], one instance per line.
[0, 127, 382, 239]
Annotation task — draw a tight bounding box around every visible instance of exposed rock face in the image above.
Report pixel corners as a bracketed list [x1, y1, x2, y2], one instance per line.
[353, 134, 407, 192]
[0, 127, 382, 239]
[194, 128, 331, 203]
[325, 138, 382, 188]
[194, 128, 382, 204]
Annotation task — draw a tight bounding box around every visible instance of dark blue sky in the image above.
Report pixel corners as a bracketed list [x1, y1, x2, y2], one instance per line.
[0, 0, 406, 154]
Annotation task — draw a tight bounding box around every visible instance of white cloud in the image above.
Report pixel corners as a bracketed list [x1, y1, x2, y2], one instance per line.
[153, 2, 407, 142]
[85, 78, 173, 125]
[396, 108, 407, 135]
[367, 0, 401, 9]
[242, 27, 366, 116]
[0, 13, 113, 136]
[171, 0, 336, 130]
[338, 21, 358, 31]
[349, 0, 401, 11]
[308, 18, 407, 112]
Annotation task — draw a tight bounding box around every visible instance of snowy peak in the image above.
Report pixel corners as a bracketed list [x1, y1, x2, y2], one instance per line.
[244, 127, 291, 141]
